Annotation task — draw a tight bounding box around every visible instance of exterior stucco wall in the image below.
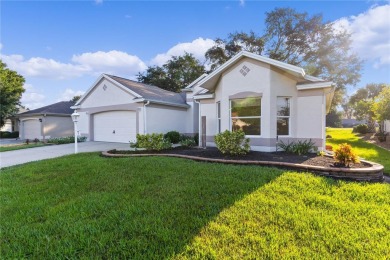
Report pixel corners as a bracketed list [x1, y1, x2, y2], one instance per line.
[18, 115, 73, 140]
[81, 79, 136, 108]
[199, 58, 325, 151]
[43, 116, 74, 138]
[146, 104, 188, 134]
[77, 112, 89, 139]
[0, 119, 13, 132]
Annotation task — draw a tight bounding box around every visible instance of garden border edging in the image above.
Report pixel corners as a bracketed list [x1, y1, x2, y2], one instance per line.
[101, 151, 384, 182]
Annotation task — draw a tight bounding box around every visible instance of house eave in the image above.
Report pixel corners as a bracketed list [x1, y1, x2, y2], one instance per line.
[193, 93, 215, 100]
[297, 81, 334, 90]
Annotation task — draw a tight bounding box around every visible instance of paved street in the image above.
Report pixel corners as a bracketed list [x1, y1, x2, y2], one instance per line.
[0, 141, 130, 168]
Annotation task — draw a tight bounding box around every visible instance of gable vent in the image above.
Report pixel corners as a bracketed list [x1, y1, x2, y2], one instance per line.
[239, 65, 250, 76]
[103, 84, 107, 91]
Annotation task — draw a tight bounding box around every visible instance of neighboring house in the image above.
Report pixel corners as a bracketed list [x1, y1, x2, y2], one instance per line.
[16, 101, 75, 140]
[72, 75, 192, 143]
[384, 120, 390, 133]
[0, 107, 28, 133]
[342, 118, 367, 128]
[73, 51, 334, 151]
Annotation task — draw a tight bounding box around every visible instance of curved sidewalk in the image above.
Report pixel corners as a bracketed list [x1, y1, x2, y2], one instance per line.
[0, 142, 130, 168]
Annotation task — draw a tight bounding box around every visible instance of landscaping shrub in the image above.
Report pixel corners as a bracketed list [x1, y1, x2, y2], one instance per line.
[164, 131, 181, 144]
[214, 130, 250, 155]
[352, 124, 368, 134]
[0, 131, 19, 138]
[325, 145, 333, 151]
[277, 139, 316, 155]
[180, 137, 196, 147]
[333, 143, 360, 167]
[326, 134, 332, 138]
[47, 136, 87, 144]
[194, 133, 199, 146]
[136, 133, 171, 151]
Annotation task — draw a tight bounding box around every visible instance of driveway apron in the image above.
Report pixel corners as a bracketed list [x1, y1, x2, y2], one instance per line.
[0, 142, 130, 168]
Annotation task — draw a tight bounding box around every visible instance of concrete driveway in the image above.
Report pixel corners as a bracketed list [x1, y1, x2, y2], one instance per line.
[0, 141, 130, 168]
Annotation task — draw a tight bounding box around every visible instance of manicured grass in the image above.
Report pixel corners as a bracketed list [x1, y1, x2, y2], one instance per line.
[0, 143, 46, 152]
[326, 128, 390, 174]
[1, 154, 389, 258]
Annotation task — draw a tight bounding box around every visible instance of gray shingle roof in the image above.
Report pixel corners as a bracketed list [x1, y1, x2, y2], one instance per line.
[18, 101, 75, 116]
[106, 75, 188, 107]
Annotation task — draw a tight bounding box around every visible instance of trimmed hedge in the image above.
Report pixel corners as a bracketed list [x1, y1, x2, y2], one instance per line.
[46, 136, 87, 144]
[0, 131, 19, 138]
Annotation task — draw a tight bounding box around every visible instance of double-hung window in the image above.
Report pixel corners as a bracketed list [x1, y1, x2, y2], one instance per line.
[230, 97, 261, 135]
[277, 97, 290, 136]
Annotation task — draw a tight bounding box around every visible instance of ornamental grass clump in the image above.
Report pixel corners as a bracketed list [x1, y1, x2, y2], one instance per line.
[333, 143, 360, 167]
[214, 130, 250, 155]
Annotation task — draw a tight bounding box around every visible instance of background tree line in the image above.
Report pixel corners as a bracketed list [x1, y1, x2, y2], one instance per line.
[138, 7, 363, 113]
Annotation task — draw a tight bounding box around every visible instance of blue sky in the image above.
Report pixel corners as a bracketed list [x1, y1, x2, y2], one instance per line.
[1, 0, 389, 109]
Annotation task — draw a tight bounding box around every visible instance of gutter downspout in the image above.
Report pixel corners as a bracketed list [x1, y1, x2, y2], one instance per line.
[143, 101, 150, 134]
[194, 99, 201, 147]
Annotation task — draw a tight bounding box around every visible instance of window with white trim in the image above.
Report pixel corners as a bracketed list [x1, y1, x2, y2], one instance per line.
[277, 97, 290, 136]
[230, 97, 261, 135]
[217, 101, 221, 133]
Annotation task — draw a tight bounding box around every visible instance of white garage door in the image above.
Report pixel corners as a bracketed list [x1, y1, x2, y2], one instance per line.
[94, 111, 137, 143]
[23, 120, 41, 140]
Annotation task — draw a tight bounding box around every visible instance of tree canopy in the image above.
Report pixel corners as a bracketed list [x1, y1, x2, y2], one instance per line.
[373, 86, 390, 123]
[137, 53, 205, 93]
[0, 61, 25, 127]
[205, 7, 362, 108]
[348, 83, 387, 132]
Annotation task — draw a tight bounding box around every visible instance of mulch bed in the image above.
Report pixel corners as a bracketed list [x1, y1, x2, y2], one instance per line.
[108, 147, 371, 169]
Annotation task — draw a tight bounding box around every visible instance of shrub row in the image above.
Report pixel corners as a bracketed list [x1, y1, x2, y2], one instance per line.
[0, 131, 19, 138]
[46, 136, 87, 144]
[132, 131, 198, 151]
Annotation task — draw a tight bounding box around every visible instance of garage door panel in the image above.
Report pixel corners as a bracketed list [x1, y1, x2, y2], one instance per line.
[94, 111, 136, 143]
[24, 120, 41, 140]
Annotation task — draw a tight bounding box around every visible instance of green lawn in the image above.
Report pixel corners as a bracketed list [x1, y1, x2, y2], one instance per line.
[326, 128, 390, 175]
[1, 154, 389, 259]
[0, 143, 46, 152]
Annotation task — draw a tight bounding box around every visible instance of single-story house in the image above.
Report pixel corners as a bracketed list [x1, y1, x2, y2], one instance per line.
[384, 120, 390, 133]
[16, 101, 75, 140]
[73, 51, 334, 151]
[0, 107, 28, 133]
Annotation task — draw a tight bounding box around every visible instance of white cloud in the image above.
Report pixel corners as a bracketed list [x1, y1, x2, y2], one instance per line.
[95, 0, 103, 4]
[21, 84, 46, 110]
[57, 88, 85, 102]
[0, 54, 89, 79]
[72, 50, 147, 76]
[239, 0, 245, 7]
[333, 4, 390, 67]
[150, 37, 215, 66]
[1, 50, 146, 79]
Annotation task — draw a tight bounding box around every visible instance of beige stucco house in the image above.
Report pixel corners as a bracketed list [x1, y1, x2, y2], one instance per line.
[73, 51, 334, 152]
[16, 101, 75, 140]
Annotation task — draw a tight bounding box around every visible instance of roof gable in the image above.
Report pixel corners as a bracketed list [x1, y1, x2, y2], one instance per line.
[75, 74, 188, 108]
[195, 51, 306, 90]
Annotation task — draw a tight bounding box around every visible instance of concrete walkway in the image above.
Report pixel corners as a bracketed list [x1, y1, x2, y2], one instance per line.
[0, 142, 130, 168]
